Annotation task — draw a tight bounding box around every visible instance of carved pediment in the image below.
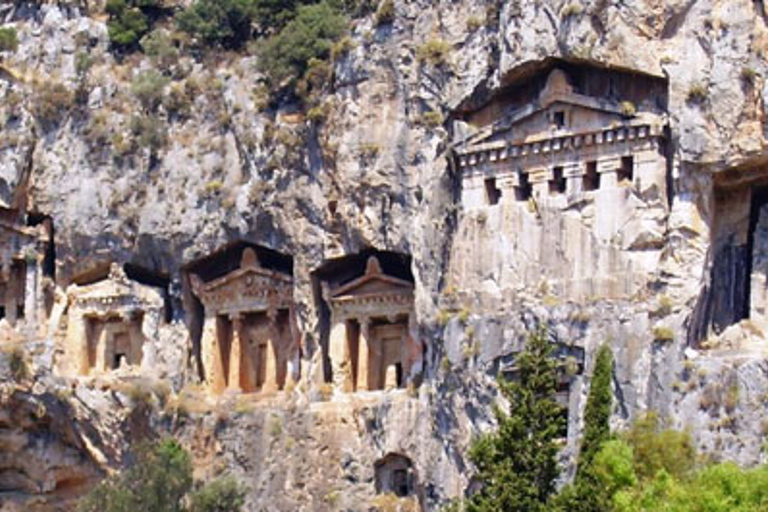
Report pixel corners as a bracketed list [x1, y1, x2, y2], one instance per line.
[69, 264, 163, 313]
[455, 68, 665, 164]
[191, 248, 293, 314]
[331, 257, 414, 302]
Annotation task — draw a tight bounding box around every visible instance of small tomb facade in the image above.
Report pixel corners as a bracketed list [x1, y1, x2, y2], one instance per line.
[0, 210, 50, 331]
[323, 256, 421, 392]
[191, 247, 299, 395]
[61, 263, 164, 376]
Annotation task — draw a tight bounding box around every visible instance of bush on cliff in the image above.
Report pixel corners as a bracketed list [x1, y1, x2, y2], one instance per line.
[106, 0, 165, 50]
[79, 438, 245, 512]
[257, 1, 347, 93]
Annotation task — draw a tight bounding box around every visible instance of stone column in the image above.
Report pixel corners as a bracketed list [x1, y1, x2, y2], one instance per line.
[597, 157, 620, 190]
[529, 168, 549, 200]
[23, 259, 37, 327]
[202, 315, 226, 394]
[63, 309, 88, 376]
[95, 321, 109, 373]
[228, 314, 243, 392]
[357, 318, 371, 391]
[262, 320, 278, 393]
[328, 315, 349, 392]
[564, 162, 584, 195]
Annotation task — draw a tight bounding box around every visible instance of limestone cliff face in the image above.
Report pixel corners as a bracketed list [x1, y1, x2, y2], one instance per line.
[1, 0, 768, 510]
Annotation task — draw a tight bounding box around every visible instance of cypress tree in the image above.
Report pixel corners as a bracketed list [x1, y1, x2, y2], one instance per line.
[553, 344, 614, 512]
[466, 326, 565, 512]
[579, 344, 614, 472]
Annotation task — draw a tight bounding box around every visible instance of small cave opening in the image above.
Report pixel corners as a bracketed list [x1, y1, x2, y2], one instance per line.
[123, 263, 172, 323]
[311, 249, 414, 385]
[374, 453, 418, 499]
[182, 241, 295, 383]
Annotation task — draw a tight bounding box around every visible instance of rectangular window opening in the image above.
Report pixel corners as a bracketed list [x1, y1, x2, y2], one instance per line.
[549, 166, 566, 195]
[619, 155, 634, 185]
[584, 161, 599, 192]
[484, 177, 501, 205]
[515, 171, 532, 201]
[554, 111, 566, 129]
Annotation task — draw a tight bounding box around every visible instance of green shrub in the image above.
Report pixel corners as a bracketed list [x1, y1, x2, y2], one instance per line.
[416, 38, 452, 66]
[130, 114, 168, 153]
[163, 83, 194, 119]
[374, 0, 395, 26]
[0, 27, 19, 53]
[30, 81, 74, 129]
[623, 413, 695, 482]
[176, 0, 255, 49]
[106, 0, 162, 49]
[9, 346, 28, 383]
[652, 326, 674, 343]
[131, 69, 170, 111]
[140, 29, 179, 67]
[79, 439, 245, 512]
[189, 476, 246, 512]
[619, 100, 636, 117]
[258, 1, 347, 92]
[75, 51, 95, 77]
[687, 82, 708, 104]
[419, 110, 443, 128]
[741, 66, 757, 84]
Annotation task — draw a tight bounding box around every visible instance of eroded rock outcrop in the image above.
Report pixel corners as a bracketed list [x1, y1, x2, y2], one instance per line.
[1, 0, 768, 510]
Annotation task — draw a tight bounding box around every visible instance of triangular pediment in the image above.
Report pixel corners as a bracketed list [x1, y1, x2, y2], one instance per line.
[460, 97, 626, 152]
[456, 68, 650, 153]
[201, 265, 292, 294]
[331, 257, 413, 299]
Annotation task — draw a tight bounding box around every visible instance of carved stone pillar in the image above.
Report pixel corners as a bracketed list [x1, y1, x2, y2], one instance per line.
[262, 319, 278, 393]
[202, 315, 225, 394]
[64, 310, 88, 376]
[328, 316, 348, 392]
[228, 314, 243, 392]
[23, 259, 36, 327]
[357, 318, 371, 391]
[384, 364, 398, 390]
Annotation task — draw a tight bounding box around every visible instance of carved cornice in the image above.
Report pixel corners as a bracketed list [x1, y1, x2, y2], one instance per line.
[456, 122, 665, 173]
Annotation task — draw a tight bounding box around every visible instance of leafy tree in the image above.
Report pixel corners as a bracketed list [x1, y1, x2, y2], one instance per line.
[623, 412, 695, 482]
[466, 326, 565, 512]
[189, 476, 246, 512]
[257, 1, 347, 92]
[79, 439, 244, 512]
[106, 0, 163, 50]
[176, 0, 255, 49]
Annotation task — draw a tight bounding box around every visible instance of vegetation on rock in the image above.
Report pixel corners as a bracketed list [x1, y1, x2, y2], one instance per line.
[257, 1, 347, 93]
[79, 438, 245, 512]
[0, 27, 18, 53]
[106, 0, 164, 50]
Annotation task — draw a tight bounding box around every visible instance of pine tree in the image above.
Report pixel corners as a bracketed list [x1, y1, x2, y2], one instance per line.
[466, 326, 565, 512]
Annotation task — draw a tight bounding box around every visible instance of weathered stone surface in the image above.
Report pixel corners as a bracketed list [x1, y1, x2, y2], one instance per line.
[1, 0, 768, 510]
